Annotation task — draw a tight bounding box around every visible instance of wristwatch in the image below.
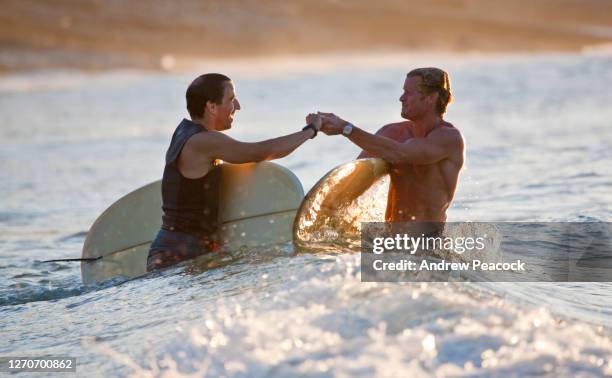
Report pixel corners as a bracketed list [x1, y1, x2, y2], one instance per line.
[342, 123, 354, 136]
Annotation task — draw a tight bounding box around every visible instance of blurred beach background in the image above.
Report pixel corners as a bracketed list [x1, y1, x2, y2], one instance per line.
[1, 1, 612, 376]
[2, 0, 612, 72]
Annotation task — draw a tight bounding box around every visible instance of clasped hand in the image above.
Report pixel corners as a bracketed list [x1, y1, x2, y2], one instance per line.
[305, 112, 349, 136]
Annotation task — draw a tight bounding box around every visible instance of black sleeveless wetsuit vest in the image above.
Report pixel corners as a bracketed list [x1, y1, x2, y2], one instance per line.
[160, 118, 221, 236]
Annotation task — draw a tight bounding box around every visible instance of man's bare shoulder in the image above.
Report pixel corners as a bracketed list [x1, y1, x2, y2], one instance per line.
[380, 120, 412, 131]
[430, 122, 464, 148]
[377, 121, 413, 139]
[432, 121, 461, 137]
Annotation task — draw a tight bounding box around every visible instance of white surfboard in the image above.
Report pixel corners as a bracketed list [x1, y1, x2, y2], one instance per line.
[293, 158, 391, 251]
[81, 162, 304, 284]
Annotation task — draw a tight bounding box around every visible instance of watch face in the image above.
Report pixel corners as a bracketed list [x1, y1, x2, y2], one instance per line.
[343, 124, 353, 136]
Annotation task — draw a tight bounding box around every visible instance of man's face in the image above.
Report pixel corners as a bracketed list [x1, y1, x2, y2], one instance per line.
[214, 81, 241, 131]
[399, 76, 434, 120]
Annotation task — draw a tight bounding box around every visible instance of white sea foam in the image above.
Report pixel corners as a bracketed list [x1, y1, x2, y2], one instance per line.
[85, 254, 612, 377]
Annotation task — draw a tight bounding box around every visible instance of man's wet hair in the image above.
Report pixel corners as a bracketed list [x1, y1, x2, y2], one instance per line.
[407, 68, 453, 115]
[186, 73, 231, 119]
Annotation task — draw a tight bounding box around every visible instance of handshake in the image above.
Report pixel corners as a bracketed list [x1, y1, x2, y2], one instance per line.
[305, 112, 351, 136]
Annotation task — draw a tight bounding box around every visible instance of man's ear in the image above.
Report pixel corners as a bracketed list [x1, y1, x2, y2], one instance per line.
[205, 100, 217, 116]
[427, 92, 439, 108]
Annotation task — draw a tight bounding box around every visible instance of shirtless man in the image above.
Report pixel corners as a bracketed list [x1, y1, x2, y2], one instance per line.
[319, 67, 464, 224]
[148, 73, 322, 271]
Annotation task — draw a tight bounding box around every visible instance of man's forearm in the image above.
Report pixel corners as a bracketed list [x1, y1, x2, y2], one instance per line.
[259, 129, 314, 160]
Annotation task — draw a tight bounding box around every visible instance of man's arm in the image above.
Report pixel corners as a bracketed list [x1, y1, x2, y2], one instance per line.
[349, 126, 462, 165]
[321, 114, 462, 165]
[357, 124, 399, 159]
[191, 128, 315, 164]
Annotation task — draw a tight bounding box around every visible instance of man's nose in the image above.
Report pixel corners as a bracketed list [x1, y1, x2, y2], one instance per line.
[235, 99, 241, 110]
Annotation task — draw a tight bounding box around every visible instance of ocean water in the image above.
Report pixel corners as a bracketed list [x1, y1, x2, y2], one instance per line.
[1, 52, 612, 376]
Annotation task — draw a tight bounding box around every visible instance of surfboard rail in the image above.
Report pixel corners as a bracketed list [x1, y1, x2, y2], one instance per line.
[293, 158, 390, 250]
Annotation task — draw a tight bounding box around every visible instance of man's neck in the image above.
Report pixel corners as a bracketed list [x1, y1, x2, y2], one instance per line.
[190, 117, 216, 132]
[410, 114, 442, 137]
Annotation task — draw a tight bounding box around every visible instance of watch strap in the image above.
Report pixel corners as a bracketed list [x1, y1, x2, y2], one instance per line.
[302, 123, 318, 139]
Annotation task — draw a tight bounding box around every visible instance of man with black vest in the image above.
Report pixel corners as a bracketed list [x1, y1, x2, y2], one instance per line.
[147, 73, 321, 271]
